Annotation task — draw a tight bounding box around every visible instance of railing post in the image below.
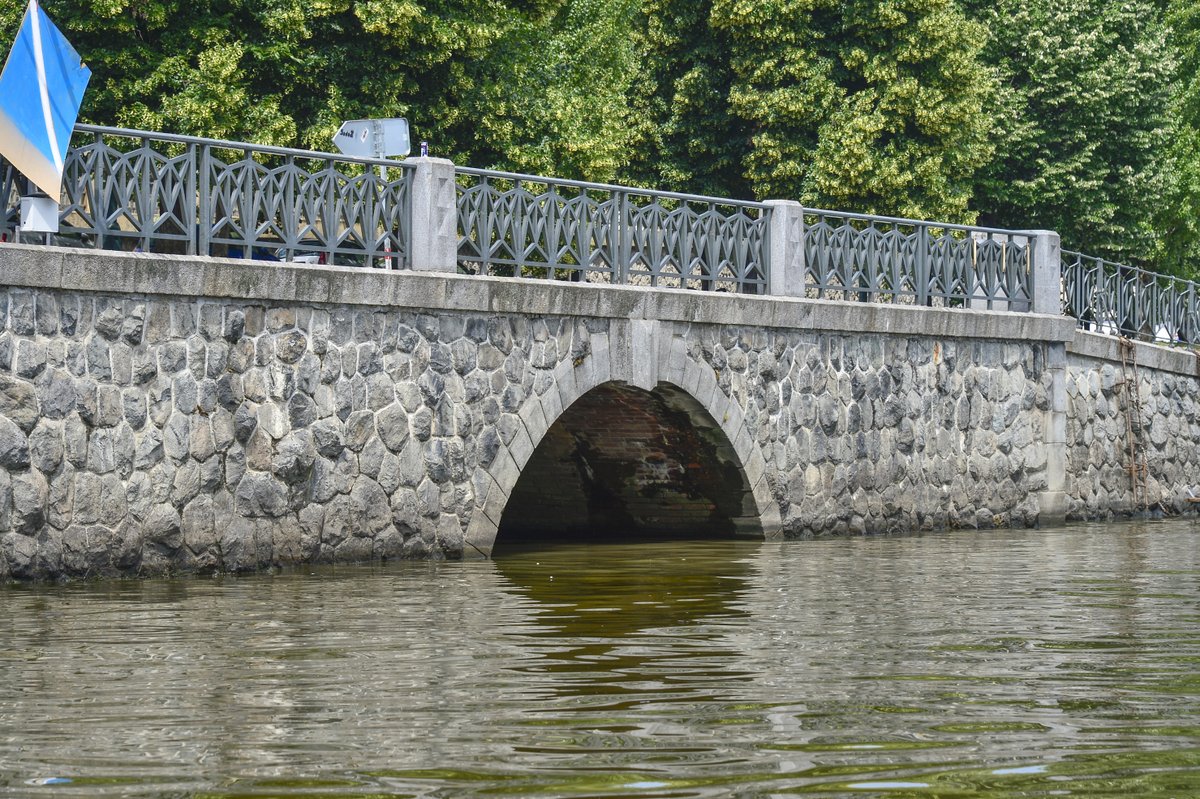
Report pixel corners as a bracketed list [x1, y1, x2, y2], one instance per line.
[1025, 229, 1062, 316]
[916, 223, 930, 306]
[1187, 282, 1198, 345]
[546, 184, 559, 280]
[94, 130, 107, 251]
[139, 135, 153, 252]
[617, 190, 631, 284]
[281, 154, 296, 258]
[364, 161, 377, 269]
[407, 156, 457, 272]
[0, 162, 11, 241]
[185, 143, 197, 256]
[763, 199, 804, 297]
[197, 144, 210, 256]
[480, 175, 492, 275]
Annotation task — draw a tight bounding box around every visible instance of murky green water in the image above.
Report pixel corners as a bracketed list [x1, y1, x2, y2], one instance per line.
[2, 519, 1200, 797]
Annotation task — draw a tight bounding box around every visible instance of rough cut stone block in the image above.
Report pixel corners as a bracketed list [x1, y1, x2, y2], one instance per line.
[0, 416, 30, 471]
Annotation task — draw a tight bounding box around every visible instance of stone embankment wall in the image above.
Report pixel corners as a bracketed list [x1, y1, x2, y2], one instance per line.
[499, 333, 1053, 542]
[690, 331, 1053, 534]
[0, 246, 1195, 581]
[1064, 334, 1200, 518]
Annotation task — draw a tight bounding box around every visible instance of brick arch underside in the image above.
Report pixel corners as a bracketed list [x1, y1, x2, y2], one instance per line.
[492, 382, 762, 549]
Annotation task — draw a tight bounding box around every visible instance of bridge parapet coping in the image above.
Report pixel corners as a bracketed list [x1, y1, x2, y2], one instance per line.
[0, 245, 1077, 345]
[1068, 330, 1200, 377]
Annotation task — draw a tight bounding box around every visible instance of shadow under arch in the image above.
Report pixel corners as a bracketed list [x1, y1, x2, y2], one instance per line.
[491, 380, 764, 553]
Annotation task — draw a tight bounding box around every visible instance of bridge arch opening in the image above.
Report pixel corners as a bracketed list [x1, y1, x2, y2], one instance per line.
[492, 381, 763, 553]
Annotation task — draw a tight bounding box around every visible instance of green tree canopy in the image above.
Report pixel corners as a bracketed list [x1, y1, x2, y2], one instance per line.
[0, 0, 637, 179]
[625, 0, 749, 198]
[2, 0, 1197, 277]
[631, 0, 995, 221]
[966, 0, 1176, 266]
[1155, 0, 1200, 276]
[462, 0, 639, 180]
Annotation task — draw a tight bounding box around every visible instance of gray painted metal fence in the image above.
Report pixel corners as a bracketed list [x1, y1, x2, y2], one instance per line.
[801, 208, 1032, 310]
[1062, 250, 1200, 346]
[455, 168, 769, 292]
[1, 124, 413, 268]
[2, 126, 1199, 347]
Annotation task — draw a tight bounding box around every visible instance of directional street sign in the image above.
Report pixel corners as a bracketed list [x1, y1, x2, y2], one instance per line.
[332, 118, 410, 159]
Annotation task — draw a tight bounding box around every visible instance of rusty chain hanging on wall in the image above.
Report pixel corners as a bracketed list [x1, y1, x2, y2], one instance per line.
[1118, 338, 1150, 513]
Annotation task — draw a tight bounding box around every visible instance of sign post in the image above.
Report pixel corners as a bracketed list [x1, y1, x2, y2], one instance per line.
[332, 118, 411, 267]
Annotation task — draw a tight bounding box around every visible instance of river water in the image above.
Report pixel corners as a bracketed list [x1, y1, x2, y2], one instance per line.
[2, 518, 1199, 797]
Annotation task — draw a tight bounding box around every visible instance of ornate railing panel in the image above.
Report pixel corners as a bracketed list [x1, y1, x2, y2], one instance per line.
[6, 125, 1200, 347]
[455, 168, 769, 293]
[0, 125, 413, 267]
[802, 208, 1033, 309]
[1062, 251, 1200, 346]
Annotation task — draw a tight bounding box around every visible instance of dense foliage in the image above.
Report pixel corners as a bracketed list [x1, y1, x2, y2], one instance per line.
[1, 0, 1197, 275]
[717, 0, 993, 221]
[1159, 0, 1200, 276]
[0, 0, 637, 180]
[625, 0, 748, 198]
[965, 0, 1177, 268]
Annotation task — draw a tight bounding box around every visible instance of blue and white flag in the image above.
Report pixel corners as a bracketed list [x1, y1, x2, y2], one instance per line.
[0, 0, 90, 197]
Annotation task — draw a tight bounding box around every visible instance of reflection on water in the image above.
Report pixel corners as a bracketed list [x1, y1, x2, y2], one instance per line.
[494, 543, 753, 635]
[1, 520, 1200, 797]
[492, 545, 753, 713]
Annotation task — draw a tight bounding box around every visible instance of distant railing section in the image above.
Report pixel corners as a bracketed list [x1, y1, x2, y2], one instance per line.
[455, 168, 769, 293]
[802, 208, 1033, 310]
[0, 124, 413, 268]
[1062, 251, 1200, 346]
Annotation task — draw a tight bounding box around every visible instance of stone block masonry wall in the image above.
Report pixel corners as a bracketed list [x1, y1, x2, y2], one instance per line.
[0, 281, 608, 580]
[683, 330, 1053, 536]
[1064, 334, 1200, 517]
[0, 245, 1195, 582]
[0, 282, 1051, 581]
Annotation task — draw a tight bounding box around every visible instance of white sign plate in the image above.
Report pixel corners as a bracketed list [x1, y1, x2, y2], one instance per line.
[19, 196, 59, 233]
[332, 118, 411, 159]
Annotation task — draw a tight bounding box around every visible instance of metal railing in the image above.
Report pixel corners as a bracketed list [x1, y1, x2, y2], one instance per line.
[0, 124, 414, 268]
[802, 208, 1033, 310]
[2, 125, 1200, 349]
[455, 168, 770, 293]
[1062, 251, 1200, 346]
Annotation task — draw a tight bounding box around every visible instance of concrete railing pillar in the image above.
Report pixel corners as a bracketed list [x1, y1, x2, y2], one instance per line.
[407, 156, 458, 272]
[1025, 229, 1069, 525]
[1026, 229, 1062, 316]
[763, 200, 805, 297]
[1038, 341, 1070, 526]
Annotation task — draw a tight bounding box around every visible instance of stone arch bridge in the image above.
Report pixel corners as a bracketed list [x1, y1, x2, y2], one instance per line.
[0, 245, 1197, 580]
